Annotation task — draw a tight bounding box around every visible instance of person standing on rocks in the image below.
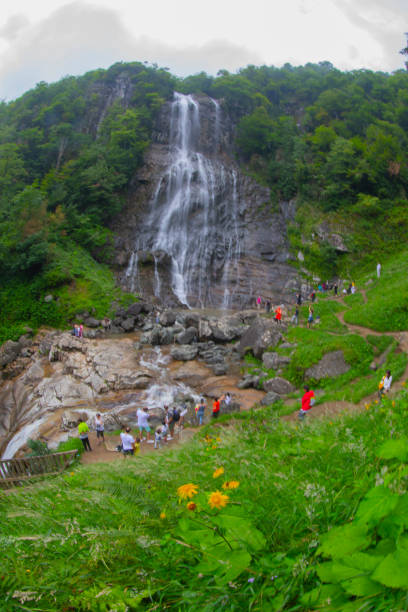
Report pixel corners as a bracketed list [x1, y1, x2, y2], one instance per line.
[274, 306, 282, 325]
[94, 413, 104, 445]
[212, 397, 221, 419]
[298, 386, 315, 420]
[256, 295, 262, 310]
[137, 407, 152, 443]
[78, 418, 92, 452]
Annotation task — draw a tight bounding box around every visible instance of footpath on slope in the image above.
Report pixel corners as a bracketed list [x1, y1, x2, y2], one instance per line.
[283, 290, 408, 422]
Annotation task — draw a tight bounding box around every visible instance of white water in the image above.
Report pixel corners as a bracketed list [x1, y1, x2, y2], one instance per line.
[126, 92, 242, 308]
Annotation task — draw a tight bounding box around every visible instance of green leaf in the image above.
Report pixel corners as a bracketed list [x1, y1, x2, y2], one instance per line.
[355, 485, 399, 524]
[343, 551, 383, 572]
[214, 550, 252, 584]
[301, 584, 347, 608]
[377, 438, 408, 462]
[372, 548, 408, 587]
[215, 514, 266, 551]
[318, 522, 371, 559]
[341, 576, 384, 597]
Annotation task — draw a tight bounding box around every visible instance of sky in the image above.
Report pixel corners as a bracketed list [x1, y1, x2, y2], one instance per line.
[0, 0, 407, 100]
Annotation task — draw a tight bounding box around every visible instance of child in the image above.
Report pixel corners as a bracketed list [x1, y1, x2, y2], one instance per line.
[95, 413, 104, 444]
[134, 437, 141, 455]
[154, 427, 162, 449]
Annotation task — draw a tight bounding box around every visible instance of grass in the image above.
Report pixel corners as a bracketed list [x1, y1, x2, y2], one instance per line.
[2, 394, 408, 610]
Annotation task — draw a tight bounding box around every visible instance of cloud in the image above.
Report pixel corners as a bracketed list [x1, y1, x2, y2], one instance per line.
[332, 0, 408, 71]
[0, 1, 261, 100]
[0, 14, 30, 41]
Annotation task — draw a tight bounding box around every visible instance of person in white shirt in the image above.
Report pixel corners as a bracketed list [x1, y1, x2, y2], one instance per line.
[137, 407, 152, 442]
[378, 370, 392, 400]
[94, 413, 104, 445]
[120, 427, 135, 456]
[154, 427, 162, 449]
[377, 262, 381, 278]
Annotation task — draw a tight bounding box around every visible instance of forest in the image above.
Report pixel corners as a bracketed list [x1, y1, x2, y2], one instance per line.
[0, 60, 407, 340]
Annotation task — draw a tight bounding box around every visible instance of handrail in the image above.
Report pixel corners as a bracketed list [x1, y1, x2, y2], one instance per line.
[0, 449, 79, 490]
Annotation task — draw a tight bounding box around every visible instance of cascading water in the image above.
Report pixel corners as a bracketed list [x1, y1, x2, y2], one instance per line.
[126, 92, 242, 308]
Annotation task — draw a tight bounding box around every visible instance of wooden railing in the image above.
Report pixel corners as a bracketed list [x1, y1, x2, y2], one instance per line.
[0, 450, 79, 490]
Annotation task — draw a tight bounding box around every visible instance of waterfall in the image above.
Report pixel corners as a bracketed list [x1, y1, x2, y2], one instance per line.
[127, 92, 242, 308]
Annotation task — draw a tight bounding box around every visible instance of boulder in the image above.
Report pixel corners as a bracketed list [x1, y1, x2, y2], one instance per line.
[0, 340, 21, 368]
[213, 363, 227, 376]
[84, 317, 100, 328]
[126, 302, 143, 316]
[260, 391, 281, 405]
[176, 327, 197, 344]
[114, 372, 151, 390]
[198, 319, 213, 341]
[238, 319, 282, 358]
[121, 317, 136, 332]
[305, 350, 350, 380]
[262, 352, 278, 370]
[209, 316, 246, 342]
[171, 345, 198, 361]
[159, 310, 177, 326]
[263, 377, 295, 395]
[237, 374, 260, 389]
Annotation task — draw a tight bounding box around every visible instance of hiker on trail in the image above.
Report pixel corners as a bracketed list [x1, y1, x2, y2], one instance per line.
[169, 406, 181, 436]
[310, 291, 316, 303]
[377, 262, 381, 279]
[212, 397, 221, 419]
[334, 284, 338, 296]
[179, 404, 188, 428]
[265, 300, 271, 313]
[351, 283, 356, 294]
[307, 306, 314, 328]
[78, 419, 92, 452]
[298, 386, 315, 420]
[196, 397, 206, 425]
[291, 306, 299, 325]
[224, 392, 231, 406]
[274, 306, 282, 324]
[137, 407, 152, 443]
[163, 406, 172, 439]
[296, 293, 302, 306]
[120, 426, 136, 456]
[256, 295, 262, 310]
[378, 370, 392, 400]
[94, 413, 104, 445]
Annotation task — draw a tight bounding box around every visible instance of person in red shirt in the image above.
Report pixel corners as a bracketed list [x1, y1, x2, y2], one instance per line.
[298, 385, 315, 420]
[212, 398, 221, 418]
[274, 306, 282, 324]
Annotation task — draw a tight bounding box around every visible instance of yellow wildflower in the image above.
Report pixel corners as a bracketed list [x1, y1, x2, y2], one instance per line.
[222, 480, 240, 490]
[70, 472, 75, 476]
[187, 502, 197, 511]
[26, 569, 30, 573]
[160, 512, 166, 519]
[216, 437, 221, 442]
[392, 401, 396, 407]
[213, 467, 224, 479]
[177, 483, 199, 500]
[208, 490, 229, 509]
[375, 400, 378, 404]
[212, 445, 217, 449]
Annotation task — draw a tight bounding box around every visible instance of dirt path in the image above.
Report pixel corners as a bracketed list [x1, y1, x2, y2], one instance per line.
[80, 427, 196, 465]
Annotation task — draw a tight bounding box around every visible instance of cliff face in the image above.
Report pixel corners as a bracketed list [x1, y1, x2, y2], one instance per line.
[113, 93, 300, 308]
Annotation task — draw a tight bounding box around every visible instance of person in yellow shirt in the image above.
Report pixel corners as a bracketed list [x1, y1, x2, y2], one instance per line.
[78, 419, 92, 452]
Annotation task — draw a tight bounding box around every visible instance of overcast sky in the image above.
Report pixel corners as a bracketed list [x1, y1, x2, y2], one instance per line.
[0, 0, 407, 100]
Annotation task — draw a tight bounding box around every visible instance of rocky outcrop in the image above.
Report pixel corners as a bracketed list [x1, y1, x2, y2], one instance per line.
[238, 319, 282, 358]
[263, 377, 295, 395]
[305, 350, 350, 380]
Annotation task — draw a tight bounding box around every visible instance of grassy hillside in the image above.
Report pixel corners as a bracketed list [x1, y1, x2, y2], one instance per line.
[2, 395, 408, 610]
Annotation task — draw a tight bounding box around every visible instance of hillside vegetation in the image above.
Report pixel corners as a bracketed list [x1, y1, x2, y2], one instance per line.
[0, 61, 407, 339]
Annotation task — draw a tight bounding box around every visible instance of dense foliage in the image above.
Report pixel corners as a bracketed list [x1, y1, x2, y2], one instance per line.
[1, 59, 408, 336]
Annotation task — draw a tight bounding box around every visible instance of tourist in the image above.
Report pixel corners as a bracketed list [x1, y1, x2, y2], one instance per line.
[291, 306, 299, 325]
[351, 282, 356, 294]
[78, 418, 92, 452]
[212, 397, 221, 419]
[163, 406, 172, 439]
[169, 406, 180, 436]
[347, 283, 352, 295]
[298, 386, 315, 420]
[296, 293, 302, 306]
[179, 404, 188, 428]
[265, 300, 271, 313]
[79, 324, 83, 338]
[256, 295, 262, 310]
[310, 291, 316, 303]
[120, 426, 136, 456]
[94, 413, 104, 445]
[196, 397, 206, 425]
[334, 284, 338, 296]
[224, 392, 231, 406]
[377, 262, 381, 278]
[137, 407, 152, 443]
[307, 306, 314, 328]
[154, 427, 162, 449]
[274, 306, 282, 325]
[378, 370, 392, 400]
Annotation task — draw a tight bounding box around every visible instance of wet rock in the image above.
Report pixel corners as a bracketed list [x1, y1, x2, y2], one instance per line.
[121, 317, 135, 332]
[305, 350, 350, 380]
[198, 319, 213, 340]
[209, 316, 246, 342]
[171, 345, 198, 361]
[173, 362, 211, 386]
[159, 310, 177, 326]
[238, 319, 282, 358]
[260, 391, 281, 405]
[114, 372, 152, 390]
[176, 327, 197, 344]
[263, 377, 295, 395]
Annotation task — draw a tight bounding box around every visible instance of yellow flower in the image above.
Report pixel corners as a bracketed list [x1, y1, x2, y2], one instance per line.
[70, 472, 75, 476]
[216, 437, 221, 442]
[222, 480, 240, 490]
[213, 467, 224, 479]
[208, 491, 229, 509]
[187, 502, 197, 511]
[392, 401, 396, 407]
[26, 569, 30, 573]
[375, 400, 378, 404]
[160, 512, 166, 519]
[212, 445, 217, 449]
[177, 483, 199, 500]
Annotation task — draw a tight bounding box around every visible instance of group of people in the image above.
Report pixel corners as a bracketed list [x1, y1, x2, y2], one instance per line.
[72, 324, 84, 338]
